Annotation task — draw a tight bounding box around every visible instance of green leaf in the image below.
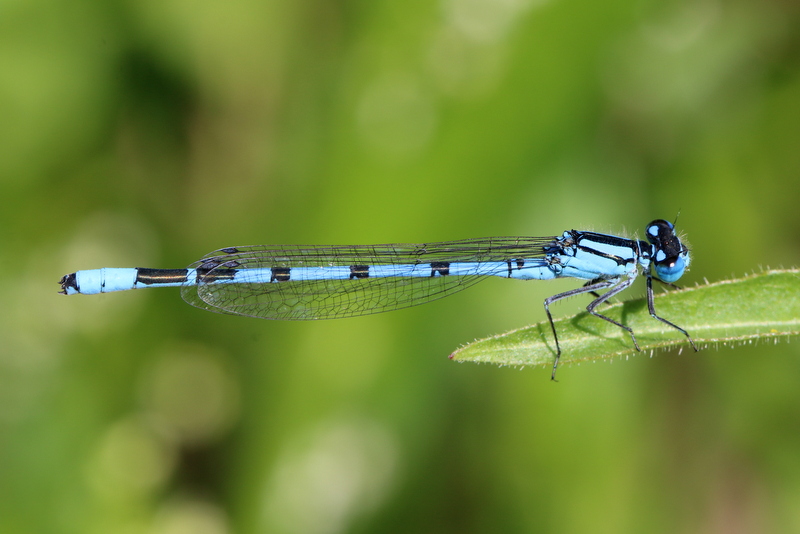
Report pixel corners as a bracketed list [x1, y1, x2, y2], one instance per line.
[450, 269, 800, 369]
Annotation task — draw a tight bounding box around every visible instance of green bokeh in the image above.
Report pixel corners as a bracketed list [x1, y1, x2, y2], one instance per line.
[2, 0, 800, 532]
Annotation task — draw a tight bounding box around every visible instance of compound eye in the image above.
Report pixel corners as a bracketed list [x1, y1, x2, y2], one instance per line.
[646, 219, 673, 244]
[655, 255, 685, 283]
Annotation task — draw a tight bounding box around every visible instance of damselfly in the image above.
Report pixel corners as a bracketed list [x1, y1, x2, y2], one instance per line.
[59, 219, 698, 379]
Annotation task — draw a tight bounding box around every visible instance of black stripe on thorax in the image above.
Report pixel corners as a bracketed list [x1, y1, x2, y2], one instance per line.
[575, 245, 630, 266]
[574, 233, 638, 267]
[576, 232, 635, 248]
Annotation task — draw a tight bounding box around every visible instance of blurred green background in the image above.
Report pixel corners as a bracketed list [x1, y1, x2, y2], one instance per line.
[2, 0, 800, 532]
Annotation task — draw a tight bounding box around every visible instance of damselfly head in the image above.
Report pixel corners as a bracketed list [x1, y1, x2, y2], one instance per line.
[646, 219, 690, 283]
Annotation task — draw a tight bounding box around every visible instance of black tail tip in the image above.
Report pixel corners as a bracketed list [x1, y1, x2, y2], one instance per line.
[59, 273, 77, 295]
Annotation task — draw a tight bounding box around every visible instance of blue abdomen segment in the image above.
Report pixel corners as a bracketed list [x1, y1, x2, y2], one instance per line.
[63, 268, 140, 295]
[195, 260, 559, 284]
[60, 268, 189, 294]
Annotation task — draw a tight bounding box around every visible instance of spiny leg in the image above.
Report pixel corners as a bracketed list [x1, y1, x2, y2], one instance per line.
[584, 280, 609, 301]
[646, 274, 698, 351]
[584, 276, 639, 351]
[544, 279, 616, 381]
[585, 281, 617, 305]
